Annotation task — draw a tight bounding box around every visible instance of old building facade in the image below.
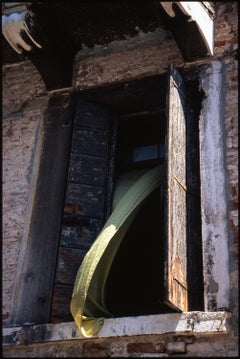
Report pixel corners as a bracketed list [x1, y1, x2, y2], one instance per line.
[2, 2, 238, 357]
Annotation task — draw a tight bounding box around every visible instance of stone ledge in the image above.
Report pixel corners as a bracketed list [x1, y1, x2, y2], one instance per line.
[3, 311, 231, 346]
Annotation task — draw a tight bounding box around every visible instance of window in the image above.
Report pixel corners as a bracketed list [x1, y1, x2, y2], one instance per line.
[53, 65, 204, 332]
[105, 109, 167, 317]
[9, 65, 204, 329]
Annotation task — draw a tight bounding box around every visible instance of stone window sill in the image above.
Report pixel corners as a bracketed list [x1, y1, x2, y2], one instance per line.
[3, 311, 231, 347]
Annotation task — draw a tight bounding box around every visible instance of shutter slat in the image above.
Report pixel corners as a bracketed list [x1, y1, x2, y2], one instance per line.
[50, 101, 116, 322]
[164, 65, 188, 312]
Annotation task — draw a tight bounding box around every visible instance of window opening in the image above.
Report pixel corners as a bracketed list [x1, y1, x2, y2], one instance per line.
[115, 111, 165, 174]
[51, 71, 204, 325]
[105, 110, 174, 316]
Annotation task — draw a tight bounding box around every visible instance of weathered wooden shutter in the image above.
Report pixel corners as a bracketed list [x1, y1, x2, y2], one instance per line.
[10, 93, 74, 325]
[50, 100, 116, 322]
[164, 64, 188, 312]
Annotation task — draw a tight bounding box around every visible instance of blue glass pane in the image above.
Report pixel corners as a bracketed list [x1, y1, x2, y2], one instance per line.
[133, 145, 158, 162]
[158, 143, 165, 158]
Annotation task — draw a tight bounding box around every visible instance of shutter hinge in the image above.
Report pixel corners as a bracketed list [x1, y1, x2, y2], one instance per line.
[173, 176, 187, 191]
[173, 80, 186, 99]
[173, 276, 188, 291]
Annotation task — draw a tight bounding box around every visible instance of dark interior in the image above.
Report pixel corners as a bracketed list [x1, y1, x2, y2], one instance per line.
[107, 95, 168, 316]
[105, 186, 174, 317]
[77, 71, 204, 315]
[78, 73, 167, 116]
[82, 74, 171, 316]
[115, 112, 166, 176]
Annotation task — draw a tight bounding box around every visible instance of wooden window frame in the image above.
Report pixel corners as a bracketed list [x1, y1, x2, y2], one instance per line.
[8, 61, 230, 327]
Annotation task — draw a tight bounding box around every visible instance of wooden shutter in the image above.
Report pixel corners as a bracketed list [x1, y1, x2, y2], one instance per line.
[50, 100, 116, 322]
[164, 64, 188, 312]
[11, 93, 74, 325]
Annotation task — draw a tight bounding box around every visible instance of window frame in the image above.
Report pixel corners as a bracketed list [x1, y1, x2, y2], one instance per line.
[7, 60, 230, 328]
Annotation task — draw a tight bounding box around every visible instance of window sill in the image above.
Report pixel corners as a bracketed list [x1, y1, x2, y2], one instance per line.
[3, 311, 231, 346]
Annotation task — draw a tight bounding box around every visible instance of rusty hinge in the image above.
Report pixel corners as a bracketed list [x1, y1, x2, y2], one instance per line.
[173, 176, 187, 192]
[173, 276, 188, 291]
[172, 79, 186, 99]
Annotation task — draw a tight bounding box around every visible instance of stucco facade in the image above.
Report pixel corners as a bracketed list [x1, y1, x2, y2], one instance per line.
[2, 2, 238, 357]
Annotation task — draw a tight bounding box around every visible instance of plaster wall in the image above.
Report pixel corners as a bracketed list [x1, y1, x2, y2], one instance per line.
[199, 61, 230, 311]
[214, 1, 238, 330]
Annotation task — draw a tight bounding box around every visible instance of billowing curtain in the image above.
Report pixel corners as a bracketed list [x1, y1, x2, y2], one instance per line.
[70, 164, 164, 337]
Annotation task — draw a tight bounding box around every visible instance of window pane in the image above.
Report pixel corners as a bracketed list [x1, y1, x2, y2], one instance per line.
[158, 143, 165, 158]
[133, 144, 158, 162]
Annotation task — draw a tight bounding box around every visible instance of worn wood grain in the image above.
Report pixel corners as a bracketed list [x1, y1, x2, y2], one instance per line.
[55, 247, 88, 285]
[74, 101, 111, 129]
[52, 101, 116, 321]
[72, 128, 109, 156]
[9, 93, 74, 325]
[50, 284, 74, 323]
[60, 220, 103, 249]
[68, 154, 107, 186]
[65, 183, 105, 219]
[164, 65, 188, 312]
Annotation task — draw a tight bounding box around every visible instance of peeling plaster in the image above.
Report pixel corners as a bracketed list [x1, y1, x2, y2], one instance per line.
[199, 60, 230, 310]
[75, 27, 168, 60]
[3, 312, 231, 346]
[208, 279, 219, 293]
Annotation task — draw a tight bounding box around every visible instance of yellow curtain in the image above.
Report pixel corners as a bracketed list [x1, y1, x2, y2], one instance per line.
[70, 164, 164, 337]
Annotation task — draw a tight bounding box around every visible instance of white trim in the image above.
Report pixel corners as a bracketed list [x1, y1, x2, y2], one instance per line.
[3, 312, 231, 345]
[161, 2, 214, 56]
[179, 2, 214, 56]
[2, 11, 41, 54]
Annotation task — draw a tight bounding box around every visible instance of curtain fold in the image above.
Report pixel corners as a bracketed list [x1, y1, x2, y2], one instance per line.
[70, 164, 164, 337]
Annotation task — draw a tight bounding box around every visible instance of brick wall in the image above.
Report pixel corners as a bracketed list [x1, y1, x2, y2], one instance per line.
[2, 61, 49, 325]
[214, 2, 238, 58]
[2, 331, 239, 357]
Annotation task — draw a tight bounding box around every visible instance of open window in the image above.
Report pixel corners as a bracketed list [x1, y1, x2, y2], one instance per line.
[9, 65, 203, 328]
[105, 65, 193, 316]
[52, 65, 204, 330]
[104, 105, 168, 317]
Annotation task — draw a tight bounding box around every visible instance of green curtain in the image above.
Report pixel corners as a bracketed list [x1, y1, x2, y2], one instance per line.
[70, 164, 164, 337]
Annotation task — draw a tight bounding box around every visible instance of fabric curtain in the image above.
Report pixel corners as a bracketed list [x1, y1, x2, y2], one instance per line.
[70, 164, 164, 337]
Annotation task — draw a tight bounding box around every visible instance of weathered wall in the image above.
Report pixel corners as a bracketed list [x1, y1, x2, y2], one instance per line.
[214, 1, 238, 328]
[2, 24, 184, 329]
[2, 1, 238, 357]
[2, 61, 49, 325]
[2, 331, 238, 358]
[73, 27, 184, 90]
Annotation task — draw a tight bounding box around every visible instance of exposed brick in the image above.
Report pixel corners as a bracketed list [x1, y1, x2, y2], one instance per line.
[74, 40, 183, 90]
[127, 342, 165, 354]
[166, 341, 186, 354]
[82, 342, 111, 357]
[215, 40, 227, 47]
[2, 61, 47, 108]
[216, 22, 228, 30]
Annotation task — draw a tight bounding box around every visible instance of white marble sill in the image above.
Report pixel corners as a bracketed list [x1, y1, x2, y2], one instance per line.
[3, 311, 232, 346]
